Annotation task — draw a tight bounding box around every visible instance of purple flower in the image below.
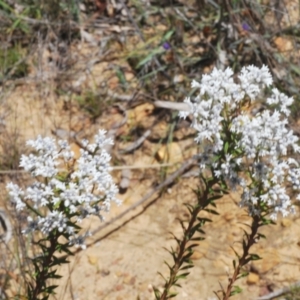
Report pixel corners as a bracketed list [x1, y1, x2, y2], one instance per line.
[242, 22, 251, 31]
[162, 42, 171, 50]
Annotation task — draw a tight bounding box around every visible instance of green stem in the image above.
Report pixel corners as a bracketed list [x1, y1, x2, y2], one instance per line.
[30, 232, 59, 300]
[222, 214, 261, 300]
[159, 178, 218, 300]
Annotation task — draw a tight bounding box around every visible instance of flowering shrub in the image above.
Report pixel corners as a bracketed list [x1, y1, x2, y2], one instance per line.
[179, 65, 300, 220]
[155, 65, 300, 299]
[6, 129, 119, 299]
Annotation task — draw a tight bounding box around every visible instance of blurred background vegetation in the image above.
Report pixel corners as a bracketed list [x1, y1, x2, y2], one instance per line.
[1, 0, 299, 111]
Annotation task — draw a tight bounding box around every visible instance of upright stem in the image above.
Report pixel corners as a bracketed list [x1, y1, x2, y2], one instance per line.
[30, 233, 59, 299]
[159, 206, 202, 299]
[222, 215, 260, 300]
[159, 178, 218, 300]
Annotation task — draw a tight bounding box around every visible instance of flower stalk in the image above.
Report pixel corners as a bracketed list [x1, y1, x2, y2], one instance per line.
[222, 214, 260, 299]
[155, 176, 225, 299]
[29, 231, 61, 299]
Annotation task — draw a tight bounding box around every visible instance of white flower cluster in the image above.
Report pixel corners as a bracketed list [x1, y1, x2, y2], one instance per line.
[7, 130, 120, 247]
[180, 65, 300, 219]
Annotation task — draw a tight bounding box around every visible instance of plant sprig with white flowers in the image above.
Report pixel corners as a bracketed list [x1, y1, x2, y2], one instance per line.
[155, 65, 300, 299]
[7, 130, 120, 300]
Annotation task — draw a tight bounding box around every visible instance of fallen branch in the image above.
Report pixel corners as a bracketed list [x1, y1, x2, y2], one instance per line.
[256, 282, 300, 300]
[90, 155, 198, 237]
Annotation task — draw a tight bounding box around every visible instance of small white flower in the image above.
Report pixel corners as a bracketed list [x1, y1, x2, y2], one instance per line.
[6, 182, 25, 211]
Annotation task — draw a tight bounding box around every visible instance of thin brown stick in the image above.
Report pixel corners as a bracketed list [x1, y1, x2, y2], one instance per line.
[0, 162, 179, 174]
[255, 281, 300, 300]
